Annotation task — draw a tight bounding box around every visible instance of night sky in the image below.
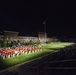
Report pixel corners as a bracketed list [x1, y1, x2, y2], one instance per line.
[0, 0, 76, 38]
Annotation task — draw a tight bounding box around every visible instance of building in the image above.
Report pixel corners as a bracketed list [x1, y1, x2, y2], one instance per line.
[4, 31, 19, 42]
[18, 36, 38, 43]
[38, 32, 47, 43]
[0, 31, 52, 43]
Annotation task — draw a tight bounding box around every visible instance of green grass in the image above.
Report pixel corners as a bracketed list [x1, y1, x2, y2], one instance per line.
[0, 42, 74, 70]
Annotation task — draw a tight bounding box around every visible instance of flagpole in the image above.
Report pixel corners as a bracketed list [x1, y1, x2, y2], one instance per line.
[43, 21, 46, 43]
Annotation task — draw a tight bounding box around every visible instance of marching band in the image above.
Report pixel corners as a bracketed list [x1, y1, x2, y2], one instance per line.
[0, 45, 42, 59]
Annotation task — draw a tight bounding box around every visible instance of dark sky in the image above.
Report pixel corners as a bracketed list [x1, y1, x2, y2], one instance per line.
[0, 0, 76, 37]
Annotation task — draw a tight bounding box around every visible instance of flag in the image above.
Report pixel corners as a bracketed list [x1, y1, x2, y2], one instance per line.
[43, 21, 45, 24]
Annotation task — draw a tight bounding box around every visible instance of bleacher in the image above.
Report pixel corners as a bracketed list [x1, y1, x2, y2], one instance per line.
[0, 71, 18, 75]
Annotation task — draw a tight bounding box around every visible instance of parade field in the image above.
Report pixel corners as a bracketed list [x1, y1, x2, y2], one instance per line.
[0, 42, 73, 70]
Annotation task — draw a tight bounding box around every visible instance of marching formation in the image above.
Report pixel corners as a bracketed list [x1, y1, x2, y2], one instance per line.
[0, 45, 42, 59]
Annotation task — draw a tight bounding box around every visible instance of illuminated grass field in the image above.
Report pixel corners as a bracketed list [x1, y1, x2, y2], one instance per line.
[0, 42, 73, 70]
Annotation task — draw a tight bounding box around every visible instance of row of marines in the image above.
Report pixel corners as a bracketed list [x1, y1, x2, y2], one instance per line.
[0, 45, 42, 59]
